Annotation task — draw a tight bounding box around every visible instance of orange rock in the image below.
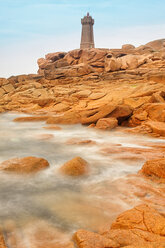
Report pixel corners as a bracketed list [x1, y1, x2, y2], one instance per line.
[14, 116, 49, 122]
[81, 105, 116, 125]
[145, 121, 165, 136]
[96, 118, 118, 130]
[59, 157, 88, 176]
[74, 229, 119, 248]
[47, 112, 81, 125]
[89, 92, 106, 100]
[0, 157, 49, 174]
[123, 243, 165, 248]
[43, 125, 62, 130]
[151, 91, 165, 103]
[88, 123, 96, 128]
[146, 103, 165, 122]
[140, 158, 165, 179]
[44, 63, 95, 80]
[108, 105, 133, 124]
[105, 54, 149, 72]
[101, 205, 165, 247]
[146, 39, 165, 50]
[33, 98, 55, 107]
[45, 51, 67, 61]
[66, 138, 96, 145]
[53, 103, 70, 112]
[110, 204, 165, 234]
[65, 48, 108, 72]
[0, 231, 7, 248]
[122, 44, 135, 51]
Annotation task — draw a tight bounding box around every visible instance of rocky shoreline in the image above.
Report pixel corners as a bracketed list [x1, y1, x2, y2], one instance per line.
[0, 39, 165, 247]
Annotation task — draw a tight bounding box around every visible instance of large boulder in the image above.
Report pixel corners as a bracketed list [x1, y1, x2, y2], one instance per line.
[145, 103, 165, 122]
[38, 48, 109, 77]
[145, 39, 165, 51]
[0, 157, 49, 174]
[80, 105, 116, 125]
[44, 63, 95, 80]
[59, 157, 88, 176]
[105, 54, 151, 72]
[45, 52, 67, 62]
[37, 58, 50, 70]
[37, 52, 67, 72]
[102, 205, 165, 247]
[140, 158, 165, 179]
[129, 103, 165, 126]
[74, 205, 165, 248]
[122, 44, 135, 52]
[145, 121, 165, 137]
[65, 48, 108, 72]
[96, 118, 118, 130]
[108, 105, 133, 124]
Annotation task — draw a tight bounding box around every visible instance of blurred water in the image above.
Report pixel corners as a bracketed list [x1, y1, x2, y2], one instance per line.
[0, 112, 163, 236]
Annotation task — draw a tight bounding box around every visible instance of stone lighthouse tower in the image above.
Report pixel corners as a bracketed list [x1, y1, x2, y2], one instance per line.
[80, 13, 95, 49]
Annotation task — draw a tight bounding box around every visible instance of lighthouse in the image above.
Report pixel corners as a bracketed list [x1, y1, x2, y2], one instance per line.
[80, 12, 95, 49]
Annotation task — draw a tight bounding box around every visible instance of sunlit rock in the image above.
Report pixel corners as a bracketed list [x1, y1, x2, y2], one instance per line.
[140, 158, 165, 179]
[96, 117, 118, 130]
[59, 157, 88, 176]
[0, 157, 49, 174]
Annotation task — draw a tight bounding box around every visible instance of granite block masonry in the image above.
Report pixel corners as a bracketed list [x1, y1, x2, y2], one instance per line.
[80, 12, 95, 49]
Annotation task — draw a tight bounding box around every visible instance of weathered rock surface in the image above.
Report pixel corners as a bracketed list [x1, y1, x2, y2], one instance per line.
[80, 105, 117, 125]
[105, 54, 151, 72]
[74, 205, 165, 248]
[64, 48, 108, 72]
[122, 44, 135, 52]
[47, 112, 81, 125]
[14, 116, 50, 122]
[146, 39, 165, 51]
[140, 158, 165, 179]
[0, 157, 49, 174]
[44, 63, 95, 80]
[59, 157, 88, 176]
[145, 121, 165, 137]
[96, 117, 118, 130]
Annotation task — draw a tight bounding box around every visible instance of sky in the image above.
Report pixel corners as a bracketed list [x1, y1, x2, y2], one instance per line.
[0, 0, 165, 77]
